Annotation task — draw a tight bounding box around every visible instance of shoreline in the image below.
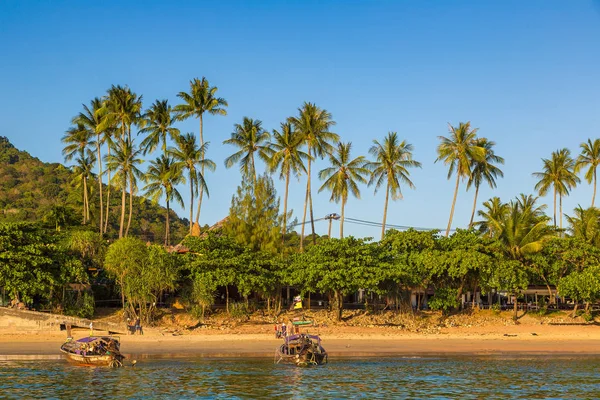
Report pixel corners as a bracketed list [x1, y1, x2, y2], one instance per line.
[2, 327, 600, 358]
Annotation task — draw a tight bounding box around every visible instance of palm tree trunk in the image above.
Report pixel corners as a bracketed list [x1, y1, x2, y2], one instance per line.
[559, 193, 563, 235]
[165, 199, 170, 246]
[593, 169, 597, 208]
[251, 153, 256, 185]
[553, 187, 557, 228]
[125, 177, 134, 236]
[282, 168, 290, 245]
[468, 184, 480, 229]
[189, 172, 194, 234]
[119, 183, 126, 239]
[300, 154, 311, 251]
[446, 173, 461, 236]
[97, 138, 103, 234]
[340, 197, 346, 239]
[104, 146, 112, 234]
[309, 187, 316, 245]
[381, 179, 390, 240]
[195, 115, 204, 226]
[82, 177, 88, 224]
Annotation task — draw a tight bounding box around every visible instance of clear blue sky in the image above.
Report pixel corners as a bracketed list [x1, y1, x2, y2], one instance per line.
[1, 0, 600, 239]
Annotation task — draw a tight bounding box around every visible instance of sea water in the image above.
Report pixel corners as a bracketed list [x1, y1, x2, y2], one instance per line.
[1, 356, 599, 399]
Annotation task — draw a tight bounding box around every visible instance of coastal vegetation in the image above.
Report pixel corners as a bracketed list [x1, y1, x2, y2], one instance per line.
[1, 76, 599, 325]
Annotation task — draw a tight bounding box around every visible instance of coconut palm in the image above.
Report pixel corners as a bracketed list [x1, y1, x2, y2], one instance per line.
[435, 122, 485, 236]
[71, 153, 96, 224]
[318, 142, 370, 238]
[290, 102, 339, 249]
[266, 121, 310, 244]
[574, 138, 600, 207]
[533, 148, 580, 231]
[170, 133, 216, 234]
[143, 155, 185, 245]
[74, 98, 108, 233]
[139, 99, 180, 156]
[98, 85, 143, 143]
[474, 197, 508, 238]
[498, 195, 552, 260]
[105, 138, 144, 238]
[565, 206, 600, 246]
[174, 77, 228, 226]
[467, 138, 504, 228]
[365, 132, 421, 240]
[223, 117, 271, 182]
[62, 123, 95, 224]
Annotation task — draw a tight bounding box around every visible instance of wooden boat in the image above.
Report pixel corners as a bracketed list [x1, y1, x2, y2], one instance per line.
[60, 336, 125, 367]
[275, 320, 328, 367]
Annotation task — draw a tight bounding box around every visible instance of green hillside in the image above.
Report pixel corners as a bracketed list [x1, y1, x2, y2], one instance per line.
[0, 136, 188, 242]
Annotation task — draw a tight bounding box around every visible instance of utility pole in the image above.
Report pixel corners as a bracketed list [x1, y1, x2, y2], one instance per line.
[325, 213, 341, 238]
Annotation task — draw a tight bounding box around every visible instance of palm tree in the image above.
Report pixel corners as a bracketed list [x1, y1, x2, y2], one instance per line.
[533, 148, 580, 231]
[574, 138, 600, 207]
[365, 132, 421, 240]
[266, 121, 310, 244]
[170, 133, 216, 234]
[565, 206, 600, 246]
[105, 138, 144, 238]
[62, 123, 95, 224]
[467, 138, 504, 228]
[143, 155, 185, 245]
[99, 85, 143, 143]
[74, 97, 107, 232]
[174, 77, 228, 226]
[71, 153, 96, 224]
[435, 122, 484, 236]
[223, 117, 270, 183]
[290, 102, 339, 249]
[318, 142, 370, 238]
[474, 196, 508, 238]
[139, 99, 180, 156]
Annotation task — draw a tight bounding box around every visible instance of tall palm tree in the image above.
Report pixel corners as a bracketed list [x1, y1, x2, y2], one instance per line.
[105, 138, 144, 238]
[466, 138, 504, 228]
[174, 77, 228, 226]
[62, 123, 95, 224]
[143, 155, 185, 245]
[574, 138, 600, 207]
[365, 132, 421, 240]
[565, 206, 600, 246]
[435, 122, 484, 236]
[170, 133, 216, 234]
[71, 153, 96, 224]
[318, 142, 370, 238]
[139, 99, 180, 156]
[99, 85, 143, 143]
[223, 117, 270, 183]
[474, 196, 508, 238]
[290, 102, 339, 249]
[266, 121, 310, 244]
[533, 148, 580, 231]
[74, 97, 107, 232]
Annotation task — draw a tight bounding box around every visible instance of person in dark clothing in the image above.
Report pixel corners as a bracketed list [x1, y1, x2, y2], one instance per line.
[134, 318, 143, 335]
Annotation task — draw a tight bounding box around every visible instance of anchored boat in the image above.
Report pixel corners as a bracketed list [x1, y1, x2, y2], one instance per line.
[275, 320, 328, 367]
[60, 336, 125, 367]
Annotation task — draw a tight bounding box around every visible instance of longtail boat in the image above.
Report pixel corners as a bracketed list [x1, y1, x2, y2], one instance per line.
[60, 336, 125, 367]
[275, 320, 328, 367]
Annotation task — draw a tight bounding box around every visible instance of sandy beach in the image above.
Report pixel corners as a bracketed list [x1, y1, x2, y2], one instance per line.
[2, 322, 599, 359]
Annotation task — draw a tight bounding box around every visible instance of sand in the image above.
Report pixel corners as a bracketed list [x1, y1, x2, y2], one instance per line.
[1, 323, 600, 359]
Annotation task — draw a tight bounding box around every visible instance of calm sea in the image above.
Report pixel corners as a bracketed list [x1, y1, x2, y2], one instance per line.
[1, 356, 599, 399]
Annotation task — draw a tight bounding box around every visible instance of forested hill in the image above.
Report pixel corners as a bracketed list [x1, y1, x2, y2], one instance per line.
[0, 136, 188, 242]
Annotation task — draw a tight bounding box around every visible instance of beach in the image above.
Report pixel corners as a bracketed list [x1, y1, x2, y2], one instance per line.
[2, 322, 599, 358]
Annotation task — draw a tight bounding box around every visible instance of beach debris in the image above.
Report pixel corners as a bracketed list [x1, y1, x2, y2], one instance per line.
[531, 332, 538, 336]
[503, 334, 517, 337]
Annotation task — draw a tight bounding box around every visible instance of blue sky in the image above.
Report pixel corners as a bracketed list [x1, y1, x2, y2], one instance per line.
[1, 0, 600, 239]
